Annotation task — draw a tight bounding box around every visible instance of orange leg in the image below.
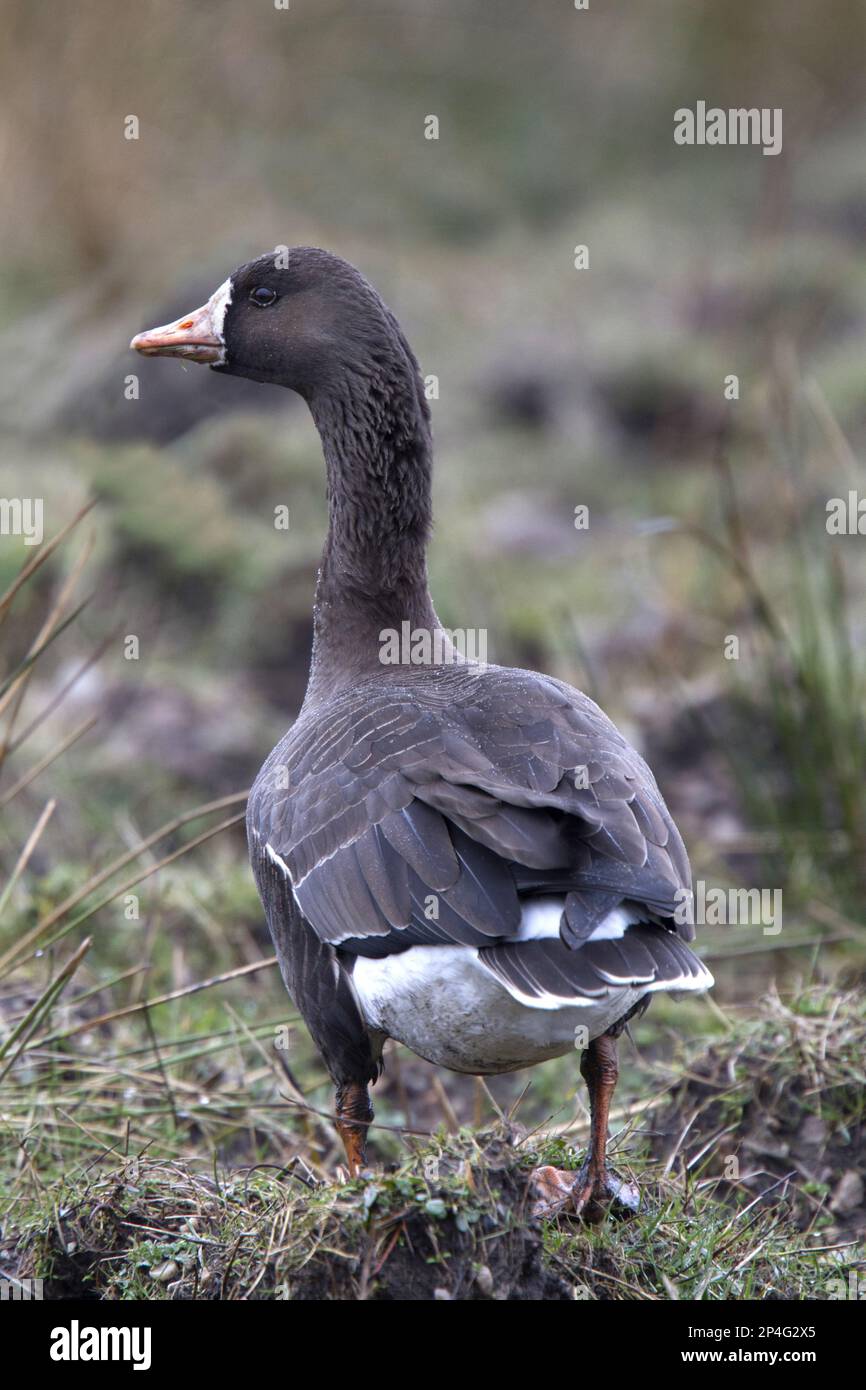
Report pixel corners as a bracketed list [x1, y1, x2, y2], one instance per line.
[335, 1080, 373, 1176]
[532, 1032, 639, 1222]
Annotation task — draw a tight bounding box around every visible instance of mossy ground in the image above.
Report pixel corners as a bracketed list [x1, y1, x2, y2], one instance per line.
[4, 990, 863, 1301]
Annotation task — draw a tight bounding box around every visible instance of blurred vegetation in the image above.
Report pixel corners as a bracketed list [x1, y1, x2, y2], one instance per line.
[2, 0, 866, 1296]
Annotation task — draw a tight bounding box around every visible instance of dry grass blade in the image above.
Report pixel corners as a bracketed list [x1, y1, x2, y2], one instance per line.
[35, 809, 247, 956]
[0, 791, 248, 978]
[30, 955, 277, 1048]
[0, 936, 92, 1081]
[6, 630, 117, 756]
[0, 521, 94, 723]
[0, 713, 98, 808]
[0, 498, 96, 628]
[0, 596, 93, 709]
[0, 798, 55, 919]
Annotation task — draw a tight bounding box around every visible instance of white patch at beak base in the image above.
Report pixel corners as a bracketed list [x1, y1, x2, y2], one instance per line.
[207, 277, 233, 363]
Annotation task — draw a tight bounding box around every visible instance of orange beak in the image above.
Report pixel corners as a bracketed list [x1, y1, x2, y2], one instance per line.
[130, 293, 226, 365]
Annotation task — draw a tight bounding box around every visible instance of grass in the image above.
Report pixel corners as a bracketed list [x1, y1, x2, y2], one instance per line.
[2, 472, 866, 1300]
[649, 987, 866, 1240]
[1, 420, 865, 1300]
[701, 417, 866, 914]
[2, 985, 864, 1300]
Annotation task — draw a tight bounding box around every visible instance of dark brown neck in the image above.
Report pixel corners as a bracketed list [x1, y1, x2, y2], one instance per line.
[303, 349, 444, 702]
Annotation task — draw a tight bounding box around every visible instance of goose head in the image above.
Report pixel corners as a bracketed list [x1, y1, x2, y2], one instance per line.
[130, 248, 401, 400]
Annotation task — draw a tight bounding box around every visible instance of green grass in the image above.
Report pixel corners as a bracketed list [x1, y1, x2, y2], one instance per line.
[3, 988, 864, 1300]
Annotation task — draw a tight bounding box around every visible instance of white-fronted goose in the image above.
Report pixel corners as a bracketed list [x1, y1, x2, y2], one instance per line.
[132, 248, 713, 1219]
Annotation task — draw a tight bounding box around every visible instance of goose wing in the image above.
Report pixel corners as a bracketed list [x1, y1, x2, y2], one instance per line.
[247, 665, 694, 967]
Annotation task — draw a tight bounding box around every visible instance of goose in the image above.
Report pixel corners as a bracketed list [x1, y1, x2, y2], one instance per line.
[131, 248, 713, 1220]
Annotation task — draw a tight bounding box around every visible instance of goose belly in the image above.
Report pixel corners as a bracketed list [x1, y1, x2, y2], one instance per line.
[352, 945, 642, 1075]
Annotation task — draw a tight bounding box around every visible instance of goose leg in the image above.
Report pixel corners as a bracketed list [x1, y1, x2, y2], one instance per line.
[570, 1032, 639, 1220]
[532, 1031, 639, 1222]
[335, 1080, 374, 1177]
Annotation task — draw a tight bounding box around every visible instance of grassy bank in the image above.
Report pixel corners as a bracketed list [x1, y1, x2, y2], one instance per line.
[3, 988, 863, 1300]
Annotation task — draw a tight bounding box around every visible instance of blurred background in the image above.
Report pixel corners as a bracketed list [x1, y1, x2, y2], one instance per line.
[2, 0, 866, 1215]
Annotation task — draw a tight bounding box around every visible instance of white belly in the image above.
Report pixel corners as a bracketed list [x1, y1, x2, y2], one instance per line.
[352, 945, 642, 1075]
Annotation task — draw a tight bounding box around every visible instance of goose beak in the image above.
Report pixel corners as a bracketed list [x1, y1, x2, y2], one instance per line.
[130, 299, 224, 364]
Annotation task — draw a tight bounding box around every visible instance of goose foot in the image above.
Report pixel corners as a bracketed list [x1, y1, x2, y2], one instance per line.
[570, 1159, 640, 1222]
[336, 1164, 377, 1184]
[335, 1080, 374, 1177]
[531, 1029, 640, 1223]
[531, 1162, 639, 1223]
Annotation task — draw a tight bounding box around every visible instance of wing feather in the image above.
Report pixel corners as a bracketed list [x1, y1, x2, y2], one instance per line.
[247, 666, 695, 964]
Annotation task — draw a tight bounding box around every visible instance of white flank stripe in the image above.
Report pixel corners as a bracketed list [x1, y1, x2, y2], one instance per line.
[265, 842, 291, 875]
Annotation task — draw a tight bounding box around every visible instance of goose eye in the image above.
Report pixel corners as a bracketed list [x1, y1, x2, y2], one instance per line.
[250, 286, 277, 307]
